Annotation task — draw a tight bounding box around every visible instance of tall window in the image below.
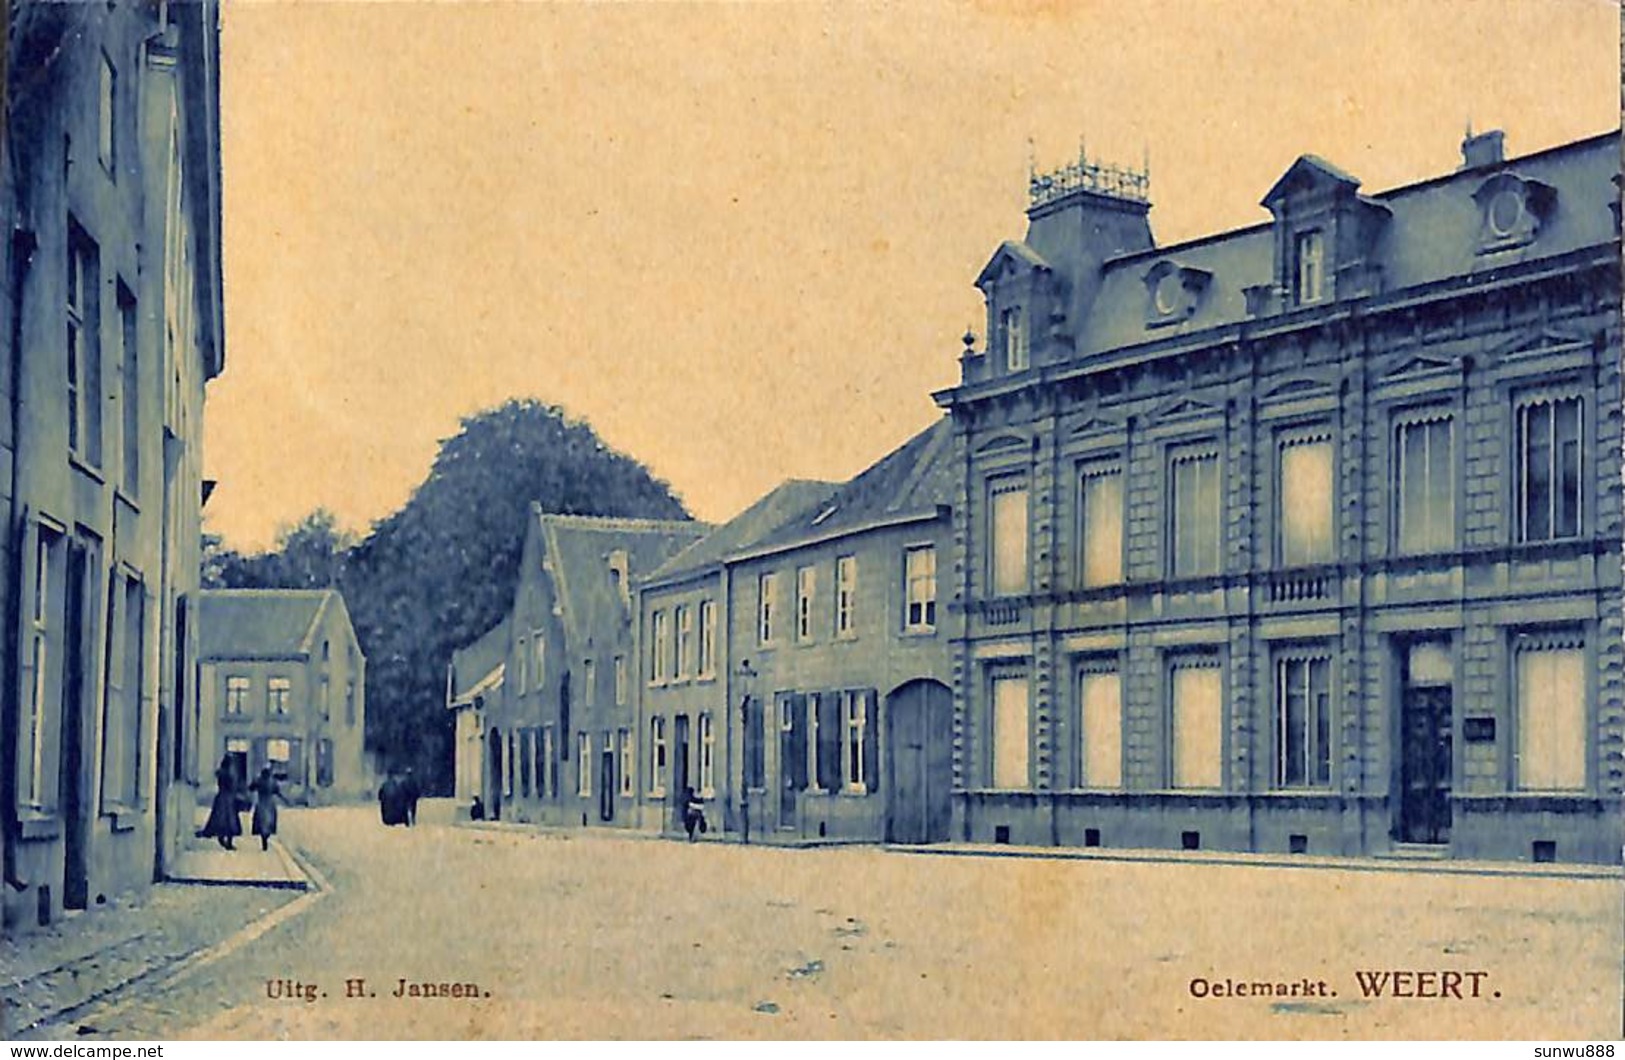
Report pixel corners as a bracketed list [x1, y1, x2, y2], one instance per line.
[1275, 654, 1331, 788]
[837, 691, 861, 791]
[651, 610, 670, 683]
[541, 725, 555, 798]
[698, 712, 716, 795]
[1170, 660, 1222, 789]
[675, 605, 693, 677]
[225, 675, 249, 716]
[1280, 435, 1333, 565]
[618, 729, 634, 797]
[648, 716, 666, 794]
[1395, 415, 1454, 553]
[582, 658, 595, 706]
[697, 600, 717, 677]
[1002, 306, 1028, 371]
[267, 676, 291, 716]
[318, 676, 330, 719]
[758, 572, 779, 645]
[515, 638, 528, 695]
[1294, 229, 1324, 305]
[989, 480, 1029, 596]
[1078, 667, 1122, 788]
[796, 566, 816, 642]
[316, 739, 334, 788]
[1516, 636, 1586, 791]
[98, 55, 116, 172]
[532, 635, 546, 689]
[119, 285, 139, 495]
[67, 222, 102, 467]
[345, 679, 357, 726]
[1078, 466, 1123, 587]
[613, 654, 627, 705]
[744, 697, 766, 789]
[835, 556, 856, 637]
[904, 546, 937, 632]
[21, 529, 62, 809]
[577, 733, 591, 796]
[1169, 446, 1221, 577]
[101, 577, 143, 808]
[991, 672, 1030, 789]
[1516, 396, 1582, 542]
[520, 728, 534, 797]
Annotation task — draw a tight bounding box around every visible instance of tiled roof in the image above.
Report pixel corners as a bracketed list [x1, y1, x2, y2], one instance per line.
[450, 615, 510, 703]
[743, 418, 954, 556]
[643, 479, 841, 585]
[197, 589, 337, 661]
[537, 513, 709, 643]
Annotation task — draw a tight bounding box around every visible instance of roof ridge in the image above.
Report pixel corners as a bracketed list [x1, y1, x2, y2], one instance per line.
[536, 512, 710, 534]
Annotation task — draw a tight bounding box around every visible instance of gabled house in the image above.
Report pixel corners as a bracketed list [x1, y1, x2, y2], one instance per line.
[635, 479, 839, 835]
[448, 616, 507, 805]
[725, 420, 957, 844]
[3, 1, 226, 933]
[937, 129, 1622, 863]
[482, 510, 706, 825]
[196, 590, 369, 805]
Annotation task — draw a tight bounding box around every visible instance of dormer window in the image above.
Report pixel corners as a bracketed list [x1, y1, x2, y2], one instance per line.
[1472, 172, 1555, 254]
[1002, 307, 1028, 372]
[1143, 261, 1212, 327]
[1294, 230, 1325, 305]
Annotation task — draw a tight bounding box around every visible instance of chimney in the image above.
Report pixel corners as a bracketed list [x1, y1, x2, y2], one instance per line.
[1460, 129, 1505, 171]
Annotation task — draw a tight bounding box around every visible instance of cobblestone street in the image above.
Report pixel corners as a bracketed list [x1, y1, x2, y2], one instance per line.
[13, 805, 1623, 1040]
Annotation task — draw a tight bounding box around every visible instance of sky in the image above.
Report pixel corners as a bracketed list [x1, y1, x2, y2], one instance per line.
[205, 0, 1620, 552]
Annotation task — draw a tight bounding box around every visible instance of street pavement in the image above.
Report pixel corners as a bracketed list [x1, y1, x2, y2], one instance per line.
[21, 804, 1625, 1040]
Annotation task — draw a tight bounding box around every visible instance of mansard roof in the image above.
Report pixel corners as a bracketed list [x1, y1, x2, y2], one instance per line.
[1069, 130, 1620, 360]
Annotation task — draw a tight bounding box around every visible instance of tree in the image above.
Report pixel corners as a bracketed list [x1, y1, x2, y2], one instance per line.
[333, 400, 688, 790]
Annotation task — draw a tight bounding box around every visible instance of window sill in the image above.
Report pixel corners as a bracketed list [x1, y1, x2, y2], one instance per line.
[841, 785, 870, 798]
[68, 454, 106, 484]
[649, 788, 666, 799]
[17, 811, 61, 841]
[900, 627, 937, 638]
[834, 633, 858, 643]
[103, 805, 142, 832]
[694, 674, 717, 685]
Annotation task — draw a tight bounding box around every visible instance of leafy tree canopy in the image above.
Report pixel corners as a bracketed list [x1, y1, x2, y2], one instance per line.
[207, 400, 690, 791]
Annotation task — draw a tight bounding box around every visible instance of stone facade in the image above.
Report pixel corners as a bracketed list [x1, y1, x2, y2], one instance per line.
[196, 591, 370, 806]
[2, 1, 224, 933]
[938, 130, 1623, 863]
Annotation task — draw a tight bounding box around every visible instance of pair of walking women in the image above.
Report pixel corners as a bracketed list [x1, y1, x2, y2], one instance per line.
[198, 756, 284, 851]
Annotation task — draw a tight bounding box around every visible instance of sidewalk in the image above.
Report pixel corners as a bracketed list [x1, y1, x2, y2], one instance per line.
[886, 839, 1625, 880]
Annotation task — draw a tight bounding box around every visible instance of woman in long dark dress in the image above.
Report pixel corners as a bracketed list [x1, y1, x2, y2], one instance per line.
[249, 766, 284, 851]
[198, 755, 241, 849]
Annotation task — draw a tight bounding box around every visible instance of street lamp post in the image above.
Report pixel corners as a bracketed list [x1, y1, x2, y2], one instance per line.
[735, 659, 756, 845]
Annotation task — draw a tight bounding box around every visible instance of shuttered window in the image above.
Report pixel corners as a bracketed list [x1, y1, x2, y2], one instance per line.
[1078, 668, 1122, 789]
[1170, 660, 1222, 789]
[991, 672, 1030, 789]
[1280, 435, 1333, 565]
[1516, 635, 1586, 791]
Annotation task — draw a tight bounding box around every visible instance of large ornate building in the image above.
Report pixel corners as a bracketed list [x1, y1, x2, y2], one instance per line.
[936, 128, 1622, 863]
[2, 1, 226, 932]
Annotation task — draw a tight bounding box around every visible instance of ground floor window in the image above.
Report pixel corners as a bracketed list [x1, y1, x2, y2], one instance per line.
[264, 736, 304, 786]
[649, 716, 666, 795]
[520, 727, 534, 797]
[316, 738, 334, 787]
[577, 732, 592, 796]
[1169, 658, 1222, 789]
[1274, 653, 1331, 788]
[1078, 666, 1122, 788]
[541, 725, 555, 799]
[990, 671, 1030, 789]
[1515, 634, 1586, 791]
[618, 729, 634, 797]
[744, 697, 766, 789]
[698, 712, 716, 796]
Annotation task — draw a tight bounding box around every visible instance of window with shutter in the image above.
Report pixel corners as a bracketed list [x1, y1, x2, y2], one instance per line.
[816, 692, 841, 790]
[1516, 634, 1586, 791]
[863, 690, 880, 795]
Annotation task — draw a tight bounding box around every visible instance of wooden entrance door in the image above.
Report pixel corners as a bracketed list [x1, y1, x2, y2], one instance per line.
[1400, 685, 1452, 844]
[487, 728, 503, 820]
[60, 543, 91, 910]
[671, 715, 690, 829]
[886, 680, 953, 844]
[778, 695, 806, 828]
